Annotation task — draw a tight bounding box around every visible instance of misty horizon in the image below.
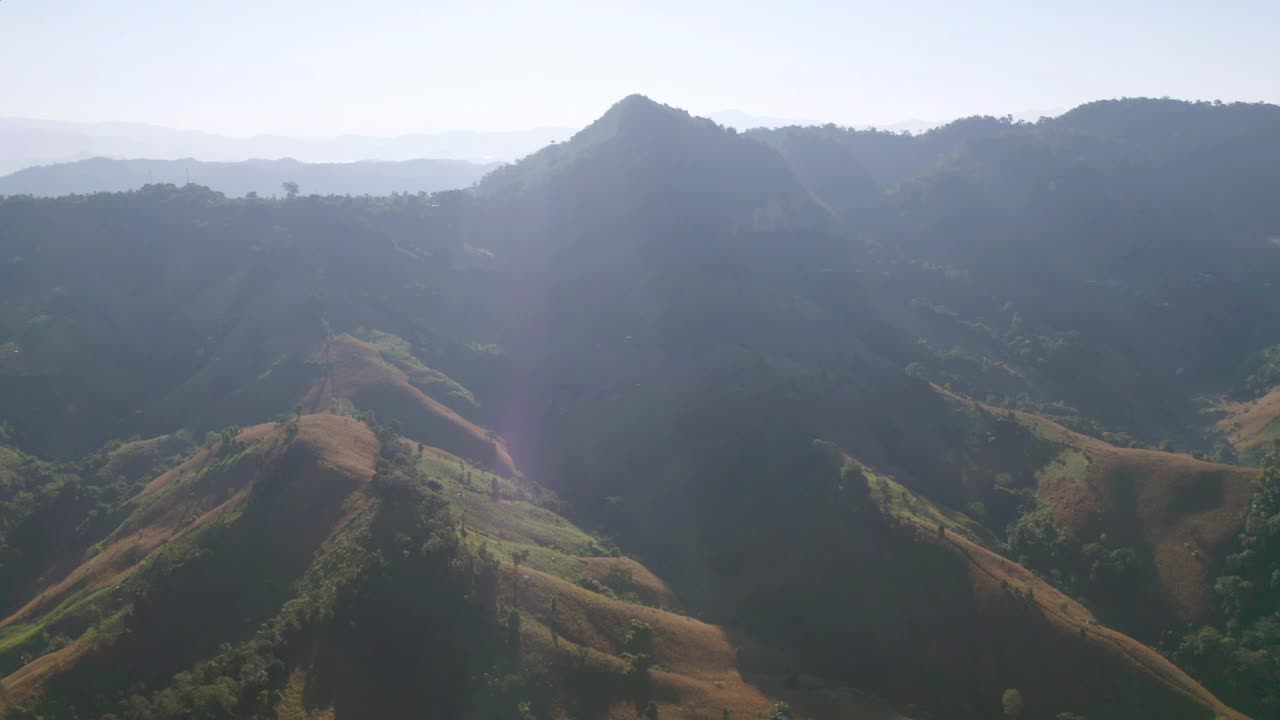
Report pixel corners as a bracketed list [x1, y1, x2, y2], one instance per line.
[0, 98, 1074, 176]
[0, 103, 1061, 144]
[4, 1, 1276, 136]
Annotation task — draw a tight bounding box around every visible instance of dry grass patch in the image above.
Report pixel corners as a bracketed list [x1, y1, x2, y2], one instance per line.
[306, 336, 517, 476]
[1216, 384, 1280, 455]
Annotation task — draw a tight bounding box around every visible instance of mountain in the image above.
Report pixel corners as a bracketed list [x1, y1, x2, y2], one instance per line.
[1, 95, 1279, 719]
[0, 157, 499, 198]
[0, 117, 573, 175]
[754, 99, 1280, 446]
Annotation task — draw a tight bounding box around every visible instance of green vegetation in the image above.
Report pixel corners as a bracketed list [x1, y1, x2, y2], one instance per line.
[1238, 345, 1280, 399]
[1175, 452, 1280, 718]
[758, 100, 1280, 446]
[1005, 499, 1146, 619]
[408, 447, 609, 590]
[766, 701, 793, 720]
[0, 417, 556, 720]
[1002, 689, 1024, 718]
[864, 463, 985, 540]
[356, 329, 479, 412]
[0, 433, 197, 614]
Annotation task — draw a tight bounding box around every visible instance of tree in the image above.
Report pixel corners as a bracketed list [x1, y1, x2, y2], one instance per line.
[506, 607, 521, 651]
[767, 702, 793, 720]
[641, 701, 659, 719]
[1003, 688, 1025, 718]
[490, 477, 501, 501]
[511, 549, 530, 604]
[217, 425, 242, 452]
[281, 181, 299, 199]
[623, 619, 654, 655]
[511, 549, 529, 573]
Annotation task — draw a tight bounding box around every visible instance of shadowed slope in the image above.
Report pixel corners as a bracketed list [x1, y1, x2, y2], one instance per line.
[930, 517, 1245, 720]
[848, 456, 1244, 719]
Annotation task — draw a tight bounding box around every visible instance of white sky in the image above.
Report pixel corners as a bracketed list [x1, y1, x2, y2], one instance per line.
[3, 0, 1277, 135]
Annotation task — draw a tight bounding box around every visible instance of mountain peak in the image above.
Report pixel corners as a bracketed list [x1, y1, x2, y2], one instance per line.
[576, 94, 712, 143]
[474, 95, 737, 197]
[613, 93, 662, 109]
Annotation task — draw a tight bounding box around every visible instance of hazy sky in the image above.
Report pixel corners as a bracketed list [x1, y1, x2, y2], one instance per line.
[4, 0, 1277, 135]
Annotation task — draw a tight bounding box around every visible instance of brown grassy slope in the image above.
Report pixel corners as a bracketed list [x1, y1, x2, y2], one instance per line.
[4, 418, 357, 628]
[305, 335, 517, 477]
[501, 566, 909, 720]
[508, 509, 1242, 720]
[0, 442, 256, 631]
[0, 415, 377, 705]
[252, 438, 908, 720]
[934, 387, 1258, 629]
[1217, 384, 1280, 458]
[418, 441, 905, 719]
[926, 518, 1246, 720]
[437, 432, 1238, 719]
[579, 557, 684, 610]
[1010, 405, 1259, 625]
[0, 634, 101, 707]
[719, 444, 1245, 720]
[98, 433, 194, 481]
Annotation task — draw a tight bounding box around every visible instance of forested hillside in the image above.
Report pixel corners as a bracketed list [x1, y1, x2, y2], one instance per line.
[755, 98, 1280, 445]
[2, 95, 1279, 719]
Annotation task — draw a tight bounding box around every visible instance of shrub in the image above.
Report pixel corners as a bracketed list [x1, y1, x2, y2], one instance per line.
[1003, 688, 1024, 718]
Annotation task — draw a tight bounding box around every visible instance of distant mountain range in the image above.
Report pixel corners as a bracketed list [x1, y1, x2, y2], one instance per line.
[0, 157, 500, 198]
[0, 109, 1066, 179]
[0, 115, 803, 178]
[0, 117, 573, 176]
